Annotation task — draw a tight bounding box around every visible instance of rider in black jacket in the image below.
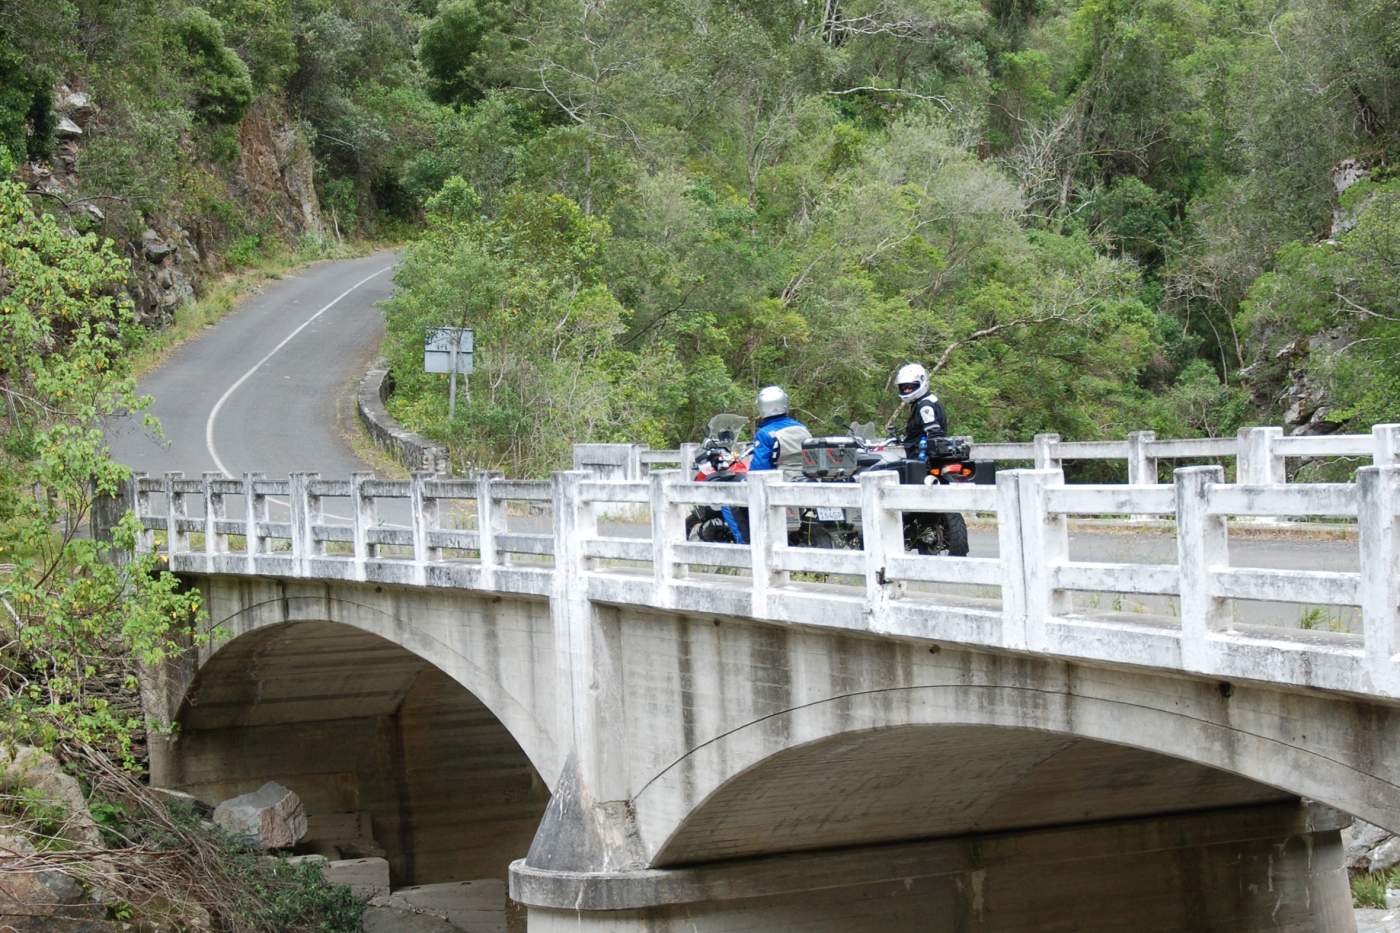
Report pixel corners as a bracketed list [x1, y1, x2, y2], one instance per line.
[895, 362, 948, 459]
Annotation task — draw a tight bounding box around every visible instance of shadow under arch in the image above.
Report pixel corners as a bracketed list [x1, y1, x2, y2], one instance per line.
[188, 590, 561, 784]
[173, 612, 552, 890]
[637, 681, 1400, 868]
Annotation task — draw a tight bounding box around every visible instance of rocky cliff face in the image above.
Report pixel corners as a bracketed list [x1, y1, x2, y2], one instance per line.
[19, 85, 324, 328]
[1241, 159, 1372, 437]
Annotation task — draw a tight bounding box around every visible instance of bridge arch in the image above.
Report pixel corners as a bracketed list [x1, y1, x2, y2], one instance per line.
[634, 674, 1400, 867]
[166, 582, 561, 891]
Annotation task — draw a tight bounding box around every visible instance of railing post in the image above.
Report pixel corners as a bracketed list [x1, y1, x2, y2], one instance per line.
[649, 470, 687, 608]
[409, 472, 436, 584]
[1236, 426, 1284, 485]
[859, 471, 902, 617]
[1032, 433, 1062, 476]
[1126, 431, 1159, 521]
[554, 471, 595, 579]
[130, 472, 153, 553]
[551, 468, 627, 801]
[243, 472, 267, 572]
[1016, 468, 1067, 651]
[350, 472, 375, 581]
[1127, 431, 1158, 485]
[1359, 466, 1400, 681]
[202, 472, 227, 559]
[554, 469, 598, 590]
[1374, 424, 1400, 467]
[995, 470, 1028, 650]
[1175, 465, 1229, 670]
[288, 472, 319, 577]
[679, 443, 700, 476]
[164, 472, 187, 556]
[746, 471, 783, 619]
[475, 471, 503, 591]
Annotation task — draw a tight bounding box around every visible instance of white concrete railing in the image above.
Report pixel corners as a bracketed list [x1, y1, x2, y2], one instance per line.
[598, 424, 1400, 483]
[131, 462, 1400, 701]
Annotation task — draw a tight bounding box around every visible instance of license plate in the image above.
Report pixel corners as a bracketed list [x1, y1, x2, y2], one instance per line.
[816, 507, 845, 522]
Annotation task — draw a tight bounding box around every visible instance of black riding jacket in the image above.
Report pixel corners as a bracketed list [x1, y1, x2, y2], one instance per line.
[903, 391, 948, 458]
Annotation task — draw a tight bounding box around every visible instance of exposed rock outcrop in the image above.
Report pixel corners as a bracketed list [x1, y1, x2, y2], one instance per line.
[1347, 820, 1400, 874]
[236, 99, 323, 240]
[20, 83, 324, 328]
[0, 747, 103, 849]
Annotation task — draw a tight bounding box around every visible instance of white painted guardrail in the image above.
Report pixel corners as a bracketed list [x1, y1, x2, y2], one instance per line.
[596, 424, 1400, 484]
[130, 460, 1400, 701]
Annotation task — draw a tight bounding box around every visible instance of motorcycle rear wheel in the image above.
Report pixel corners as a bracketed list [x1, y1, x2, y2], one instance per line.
[941, 513, 969, 557]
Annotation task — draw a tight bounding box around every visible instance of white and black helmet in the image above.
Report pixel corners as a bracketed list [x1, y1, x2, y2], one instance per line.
[894, 363, 929, 402]
[756, 385, 790, 419]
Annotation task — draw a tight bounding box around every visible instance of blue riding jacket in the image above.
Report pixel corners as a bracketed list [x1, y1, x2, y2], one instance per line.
[750, 414, 811, 476]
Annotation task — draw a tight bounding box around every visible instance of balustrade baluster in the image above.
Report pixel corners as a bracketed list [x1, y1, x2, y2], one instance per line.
[858, 472, 901, 618]
[475, 471, 503, 590]
[995, 470, 1028, 650]
[351, 472, 375, 581]
[164, 472, 187, 555]
[1175, 466, 1229, 670]
[746, 471, 782, 619]
[649, 471, 687, 608]
[1032, 433, 1062, 475]
[409, 472, 436, 583]
[1375, 424, 1400, 467]
[1360, 466, 1400, 675]
[131, 472, 152, 553]
[1016, 469, 1067, 652]
[243, 472, 267, 571]
[1236, 427, 1284, 485]
[202, 472, 227, 558]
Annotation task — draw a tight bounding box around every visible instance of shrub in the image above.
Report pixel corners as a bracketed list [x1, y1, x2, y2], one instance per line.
[168, 9, 254, 125]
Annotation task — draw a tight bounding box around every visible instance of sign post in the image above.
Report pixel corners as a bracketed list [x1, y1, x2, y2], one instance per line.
[424, 327, 474, 419]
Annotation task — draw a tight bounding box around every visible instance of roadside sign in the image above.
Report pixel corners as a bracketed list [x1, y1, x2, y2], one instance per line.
[424, 327, 474, 374]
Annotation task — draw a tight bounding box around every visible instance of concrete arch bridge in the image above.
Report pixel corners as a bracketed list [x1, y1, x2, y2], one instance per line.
[128, 452, 1400, 932]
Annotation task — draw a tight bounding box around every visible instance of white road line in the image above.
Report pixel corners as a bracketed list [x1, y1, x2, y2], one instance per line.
[205, 263, 393, 478]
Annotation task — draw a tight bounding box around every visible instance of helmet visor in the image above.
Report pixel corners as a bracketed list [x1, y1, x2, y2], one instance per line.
[897, 381, 921, 396]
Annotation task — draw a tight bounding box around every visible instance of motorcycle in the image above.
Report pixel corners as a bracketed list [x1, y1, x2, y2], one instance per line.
[793, 423, 995, 556]
[685, 414, 752, 544]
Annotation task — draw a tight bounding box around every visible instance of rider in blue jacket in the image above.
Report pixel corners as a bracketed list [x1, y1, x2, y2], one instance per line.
[719, 386, 811, 544]
[749, 386, 811, 479]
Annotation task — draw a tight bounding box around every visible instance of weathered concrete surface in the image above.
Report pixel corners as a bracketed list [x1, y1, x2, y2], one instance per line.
[155, 574, 1400, 930]
[374, 879, 508, 931]
[158, 597, 554, 886]
[517, 803, 1355, 932]
[592, 605, 1400, 866]
[322, 857, 391, 898]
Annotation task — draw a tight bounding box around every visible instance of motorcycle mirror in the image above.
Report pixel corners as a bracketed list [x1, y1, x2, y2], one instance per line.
[832, 415, 851, 431]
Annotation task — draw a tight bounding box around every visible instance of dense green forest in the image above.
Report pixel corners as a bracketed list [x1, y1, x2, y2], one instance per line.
[379, 0, 1400, 474]
[4, 0, 1399, 478]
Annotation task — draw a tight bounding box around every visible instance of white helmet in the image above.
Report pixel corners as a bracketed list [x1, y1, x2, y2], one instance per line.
[756, 385, 790, 419]
[894, 363, 929, 402]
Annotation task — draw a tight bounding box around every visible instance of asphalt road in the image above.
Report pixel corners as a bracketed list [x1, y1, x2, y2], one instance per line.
[109, 251, 1359, 631]
[107, 251, 398, 480]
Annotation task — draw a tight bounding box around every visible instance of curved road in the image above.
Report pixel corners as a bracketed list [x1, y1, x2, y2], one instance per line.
[108, 252, 398, 479]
